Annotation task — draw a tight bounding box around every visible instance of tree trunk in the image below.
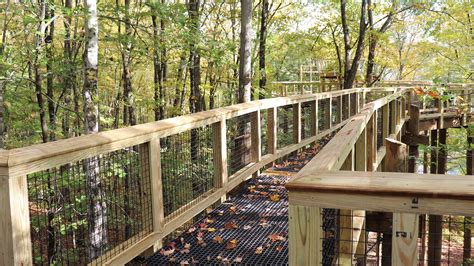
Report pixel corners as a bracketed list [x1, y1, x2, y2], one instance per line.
[46, 6, 56, 141]
[152, 0, 167, 121]
[238, 0, 252, 103]
[258, 0, 268, 99]
[83, 0, 107, 259]
[121, 0, 136, 126]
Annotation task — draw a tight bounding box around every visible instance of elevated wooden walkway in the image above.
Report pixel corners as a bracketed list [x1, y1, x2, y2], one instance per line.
[0, 83, 473, 265]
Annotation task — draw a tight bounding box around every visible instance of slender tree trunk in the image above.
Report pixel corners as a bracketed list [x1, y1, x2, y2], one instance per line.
[121, 0, 136, 126]
[238, 0, 252, 103]
[152, 0, 167, 121]
[62, 0, 74, 138]
[83, 0, 107, 259]
[258, 0, 268, 99]
[173, 53, 187, 110]
[465, 128, 472, 262]
[46, 6, 56, 141]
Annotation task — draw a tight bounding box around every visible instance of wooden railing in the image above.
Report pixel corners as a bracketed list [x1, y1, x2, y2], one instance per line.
[1, 86, 403, 265]
[286, 86, 474, 265]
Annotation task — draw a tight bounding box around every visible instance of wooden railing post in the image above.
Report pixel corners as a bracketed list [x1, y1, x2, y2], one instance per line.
[392, 213, 419, 266]
[355, 92, 360, 113]
[289, 205, 322, 265]
[383, 103, 390, 141]
[390, 100, 397, 135]
[337, 96, 343, 123]
[268, 107, 277, 154]
[213, 121, 228, 200]
[310, 100, 318, 136]
[0, 174, 33, 265]
[437, 98, 444, 128]
[250, 111, 262, 178]
[147, 137, 165, 251]
[327, 97, 333, 129]
[293, 103, 302, 144]
[367, 113, 376, 171]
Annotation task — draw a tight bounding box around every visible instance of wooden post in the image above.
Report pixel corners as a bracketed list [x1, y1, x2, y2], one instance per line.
[355, 92, 360, 113]
[0, 175, 33, 265]
[383, 137, 408, 266]
[367, 114, 376, 171]
[355, 128, 367, 171]
[346, 94, 351, 119]
[293, 103, 302, 144]
[427, 130, 442, 266]
[437, 98, 444, 129]
[464, 128, 473, 262]
[213, 121, 228, 201]
[383, 104, 390, 141]
[288, 205, 322, 265]
[149, 137, 165, 251]
[390, 101, 397, 135]
[267, 107, 277, 154]
[392, 213, 419, 266]
[310, 100, 318, 137]
[251, 111, 262, 178]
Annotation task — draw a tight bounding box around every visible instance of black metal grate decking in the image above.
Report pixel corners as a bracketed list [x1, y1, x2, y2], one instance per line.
[142, 134, 337, 265]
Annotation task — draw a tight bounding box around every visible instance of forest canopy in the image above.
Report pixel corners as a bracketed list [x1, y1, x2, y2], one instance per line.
[0, 0, 472, 148]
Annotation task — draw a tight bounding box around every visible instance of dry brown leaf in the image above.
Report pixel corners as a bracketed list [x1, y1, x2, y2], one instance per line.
[255, 246, 263, 254]
[224, 222, 238, 229]
[225, 239, 238, 250]
[269, 194, 280, 202]
[213, 235, 224, 244]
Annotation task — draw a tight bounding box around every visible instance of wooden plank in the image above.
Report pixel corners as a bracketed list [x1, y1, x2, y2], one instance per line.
[326, 97, 332, 129]
[149, 138, 164, 236]
[286, 170, 474, 201]
[213, 121, 228, 202]
[366, 114, 375, 171]
[392, 213, 419, 266]
[407, 105, 420, 134]
[267, 107, 277, 154]
[383, 138, 407, 172]
[250, 111, 262, 162]
[355, 128, 367, 171]
[383, 103, 390, 141]
[288, 205, 321, 265]
[293, 103, 302, 144]
[0, 175, 32, 265]
[289, 190, 474, 217]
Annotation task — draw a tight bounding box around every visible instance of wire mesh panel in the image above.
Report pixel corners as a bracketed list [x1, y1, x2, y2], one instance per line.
[319, 99, 330, 132]
[419, 215, 473, 265]
[342, 94, 350, 121]
[161, 125, 214, 218]
[332, 97, 339, 126]
[301, 102, 313, 140]
[227, 114, 252, 176]
[261, 109, 268, 156]
[277, 105, 293, 149]
[28, 144, 152, 265]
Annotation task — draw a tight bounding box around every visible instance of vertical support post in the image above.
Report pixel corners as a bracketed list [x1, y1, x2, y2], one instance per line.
[250, 110, 262, 178]
[390, 100, 397, 135]
[346, 94, 351, 119]
[289, 204, 322, 265]
[310, 99, 318, 136]
[293, 103, 301, 144]
[392, 213, 419, 266]
[366, 114, 375, 171]
[0, 174, 33, 265]
[267, 107, 277, 154]
[427, 130, 441, 266]
[355, 92, 360, 113]
[213, 120, 228, 200]
[383, 103, 390, 141]
[437, 98, 444, 129]
[148, 137, 165, 251]
[355, 128, 367, 171]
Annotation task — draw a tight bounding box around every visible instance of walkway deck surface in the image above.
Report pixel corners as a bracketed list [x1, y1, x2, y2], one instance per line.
[142, 134, 336, 265]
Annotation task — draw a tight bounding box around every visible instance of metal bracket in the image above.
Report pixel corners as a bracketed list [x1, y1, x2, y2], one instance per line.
[411, 197, 419, 209]
[396, 231, 407, 238]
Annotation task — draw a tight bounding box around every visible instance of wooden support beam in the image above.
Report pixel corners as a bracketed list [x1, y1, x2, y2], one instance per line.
[293, 103, 302, 144]
[267, 107, 277, 154]
[355, 128, 367, 171]
[0, 175, 32, 266]
[390, 101, 397, 135]
[327, 97, 332, 129]
[437, 98, 444, 129]
[383, 103, 390, 141]
[383, 138, 407, 172]
[250, 111, 262, 163]
[402, 133, 429, 146]
[407, 105, 420, 135]
[288, 205, 321, 265]
[367, 114, 376, 171]
[213, 121, 228, 201]
[392, 213, 419, 266]
[428, 129, 442, 266]
[310, 100, 318, 136]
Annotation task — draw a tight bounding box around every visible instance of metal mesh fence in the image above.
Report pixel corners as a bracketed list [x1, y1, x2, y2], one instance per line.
[319, 98, 330, 132]
[332, 97, 339, 126]
[342, 94, 350, 121]
[321, 210, 473, 265]
[227, 114, 252, 176]
[277, 105, 293, 149]
[28, 144, 152, 265]
[301, 102, 313, 140]
[377, 109, 383, 150]
[261, 109, 268, 156]
[161, 125, 214, 218]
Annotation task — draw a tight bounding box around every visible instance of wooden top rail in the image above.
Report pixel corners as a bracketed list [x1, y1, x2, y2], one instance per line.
[286, 170, 474, 201]
[0, 87, 397, 178]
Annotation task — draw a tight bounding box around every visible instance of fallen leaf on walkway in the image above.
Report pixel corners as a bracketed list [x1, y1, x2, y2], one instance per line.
[243, 225, 252, 230]
[224, 222, 238, 229]
[225, 239, 237, 250]
[213, 235, 224, 244]
[160, 248, 175, 256]
[229, 206, 237, 213]
[270, 194, 280, 202]
[255, 246, 263, 254]
[234, 256, 243, 263]
[276, 246, 284, 252]
[207, 227, 216, 232]
[268, 234, 286, 242]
